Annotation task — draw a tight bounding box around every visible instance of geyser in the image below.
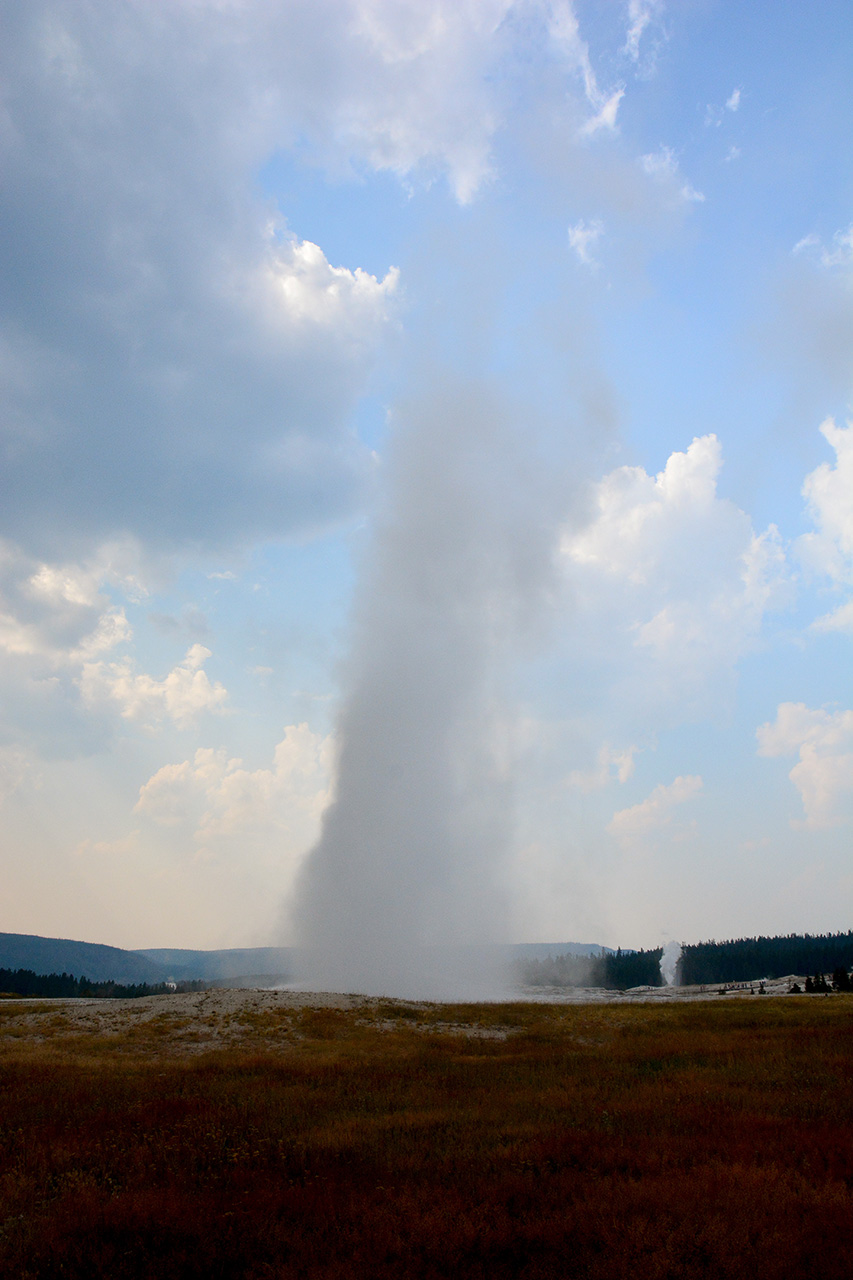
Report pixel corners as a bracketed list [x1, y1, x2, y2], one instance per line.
[660, 940, 682, 987]
[292, 373, 561, 999]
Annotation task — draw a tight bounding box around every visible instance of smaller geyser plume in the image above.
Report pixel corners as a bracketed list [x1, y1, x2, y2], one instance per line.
[660, 940, 682, 987]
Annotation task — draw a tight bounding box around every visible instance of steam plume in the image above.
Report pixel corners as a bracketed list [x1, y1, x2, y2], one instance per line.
[293, 373, 560, 998]
[660, 939, 682, 986]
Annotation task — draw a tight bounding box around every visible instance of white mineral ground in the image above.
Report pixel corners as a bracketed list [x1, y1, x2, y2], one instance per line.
[0, 976, 813, 1053]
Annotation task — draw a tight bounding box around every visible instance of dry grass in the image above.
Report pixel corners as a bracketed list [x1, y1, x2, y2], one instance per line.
[1, 991, 852, 1278]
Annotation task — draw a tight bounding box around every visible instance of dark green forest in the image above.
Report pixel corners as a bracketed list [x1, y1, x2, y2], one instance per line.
[520, 931, 853, 989]
[0, 969, 206, 999]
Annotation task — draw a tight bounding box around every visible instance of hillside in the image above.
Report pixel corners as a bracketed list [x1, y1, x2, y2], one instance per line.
[0, 934, 168, 984]
[136, 946, 298, 982]
[0, 934, 605, 986]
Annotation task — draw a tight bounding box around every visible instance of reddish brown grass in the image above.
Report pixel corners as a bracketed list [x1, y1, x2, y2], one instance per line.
[1, 996, 852, 1278]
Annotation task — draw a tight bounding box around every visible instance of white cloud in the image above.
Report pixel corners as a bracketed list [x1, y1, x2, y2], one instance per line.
[794, 224, 853, 270]
[134, 723, 333, 855]
[567, 218, 604, 267]
[335, 0, 518, 201]
[607, 774, 703, 839]
[563, 435, 791, 690]
[79, 644, 228, 730]
[0, 540, 236, 757]
[547, 1, 624, 135]
[820, 225, 853, 269]
[0, 541, 133, 666]
[641, 146, 704, 204]
[622, 0, 665, 70]
[726, 88, 741, 112]
[579, 89, 625, 139]
[0, 541, 153, 761]
[810, 600, 853, 635]
[797, 418, 853, 584]
[793, 233, 819, 254]
[569, 435, 723, 578]
[624, 1, 656, 61]
[568, 742, 637, 791]
[757, 703, 853, 828]
[269, 236, 399, 333]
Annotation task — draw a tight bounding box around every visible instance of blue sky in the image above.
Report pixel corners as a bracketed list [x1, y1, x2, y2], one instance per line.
[1, 1, 851, 953]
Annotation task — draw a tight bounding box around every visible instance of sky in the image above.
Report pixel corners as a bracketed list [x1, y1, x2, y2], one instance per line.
[1, 0, 851, 956]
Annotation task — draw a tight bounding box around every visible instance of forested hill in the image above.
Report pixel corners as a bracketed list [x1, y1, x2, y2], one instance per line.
[0, 933, 168, 984]
[521, 932, 853, 989]
[0, 934, 296, 984]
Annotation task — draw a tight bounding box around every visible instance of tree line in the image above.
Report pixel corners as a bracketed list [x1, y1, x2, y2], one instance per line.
[519, 931, 853, 990]
[680, 932, 853, 986]
[0, 968, 207, 999]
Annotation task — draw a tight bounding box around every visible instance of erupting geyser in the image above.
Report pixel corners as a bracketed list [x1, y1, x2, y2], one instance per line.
[292, 373, 563, 999]
[660, 940, 683, 986]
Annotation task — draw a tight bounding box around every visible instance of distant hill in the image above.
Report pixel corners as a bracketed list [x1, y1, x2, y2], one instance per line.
[0, 935, 297, 985]
[1, 934, 608, 985]
[0, 934, 168, 984]
[135, 947, 298, 982]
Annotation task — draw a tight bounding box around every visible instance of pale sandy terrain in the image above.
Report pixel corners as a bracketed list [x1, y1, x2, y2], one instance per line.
[0, 975, 811, 1056]
[0, 987, 530, 1052]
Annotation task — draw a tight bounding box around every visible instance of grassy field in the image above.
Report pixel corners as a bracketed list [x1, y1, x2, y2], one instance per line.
[1, 992, 852, 1278]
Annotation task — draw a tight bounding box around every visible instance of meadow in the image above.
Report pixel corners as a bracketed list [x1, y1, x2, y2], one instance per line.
[1, 990, 852, 1278]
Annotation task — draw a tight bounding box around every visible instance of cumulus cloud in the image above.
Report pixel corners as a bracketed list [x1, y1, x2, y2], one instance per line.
[641, 146, 704, 204]
[0, 538, 228, 755]
[134, 723, 333, 855]
[272, 238, 399, 328]
[563, 435, 791, 694]
[607, 774, 703, 839]
[78, 644, 227, 730]
[757, 703, 853, 828]
[0, 541, 134, 667]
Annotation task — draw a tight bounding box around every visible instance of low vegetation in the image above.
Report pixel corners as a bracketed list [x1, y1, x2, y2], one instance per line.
[1, 993, 853, 1277]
